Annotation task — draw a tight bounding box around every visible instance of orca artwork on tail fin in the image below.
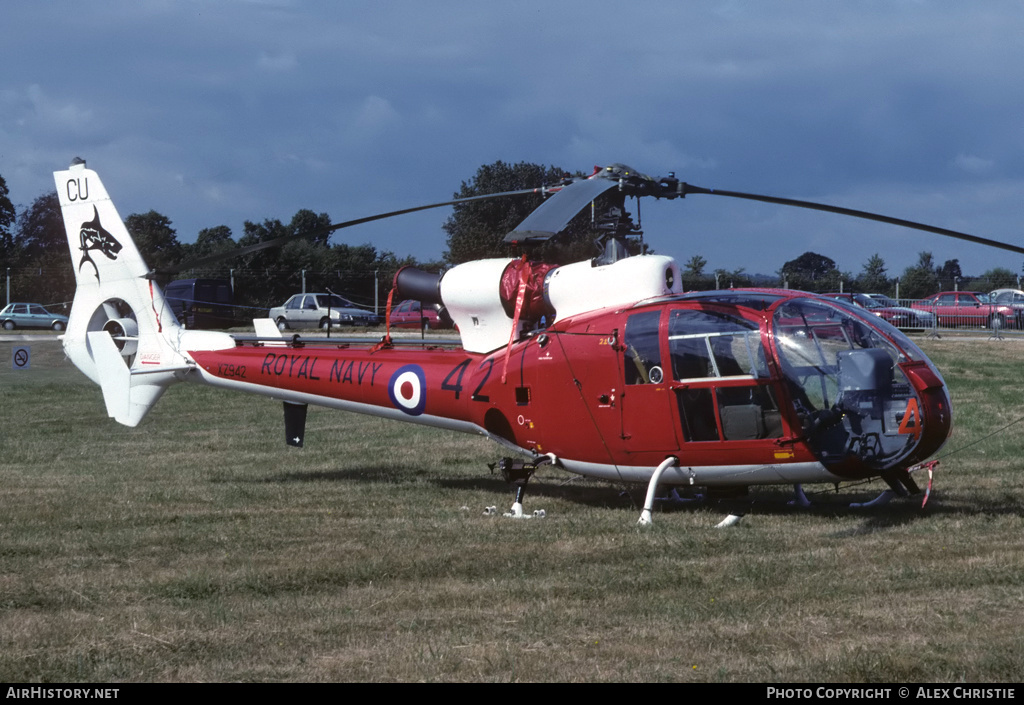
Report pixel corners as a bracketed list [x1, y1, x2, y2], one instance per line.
[77, 205, 123, 282]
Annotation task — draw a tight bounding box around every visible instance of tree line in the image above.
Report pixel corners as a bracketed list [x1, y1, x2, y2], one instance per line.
[0, 175, 436, 317]
[772, 250, 1018, 299]
[1, 163, 1021, 320]
[680, 250, 1022, 298]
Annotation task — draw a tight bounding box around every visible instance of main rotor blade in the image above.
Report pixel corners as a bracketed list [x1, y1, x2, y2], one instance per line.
[153, 186, 553, 277]
[679, 183, 1024, 257]
[505, 177, 620, 243]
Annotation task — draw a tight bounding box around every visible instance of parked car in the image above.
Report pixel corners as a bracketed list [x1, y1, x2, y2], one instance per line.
[822, 292, 936, 328]
[269, 293, 379, 331]
[864, 293, 900, 307]
[389, 300, 449, 329]
[0, 303, 70, 331]
[164, 278, 235, 329]
[988, 288, 1024, 328]
[911, 291, 1015, 329]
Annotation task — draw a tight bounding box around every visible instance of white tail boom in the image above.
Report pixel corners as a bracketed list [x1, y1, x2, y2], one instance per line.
[56, 158, 232, 426]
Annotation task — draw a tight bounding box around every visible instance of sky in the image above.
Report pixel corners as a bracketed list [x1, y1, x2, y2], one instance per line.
[3, 0, 1024, 280]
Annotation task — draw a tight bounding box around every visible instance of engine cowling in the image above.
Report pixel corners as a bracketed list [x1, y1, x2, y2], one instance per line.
[394, 254, 682, 353]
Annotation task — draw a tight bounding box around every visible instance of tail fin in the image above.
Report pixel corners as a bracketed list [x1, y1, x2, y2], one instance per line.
[55, 158, 189, 426]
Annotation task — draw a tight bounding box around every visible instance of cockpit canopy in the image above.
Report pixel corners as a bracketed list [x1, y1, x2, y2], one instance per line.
[623, 290, 949, 473]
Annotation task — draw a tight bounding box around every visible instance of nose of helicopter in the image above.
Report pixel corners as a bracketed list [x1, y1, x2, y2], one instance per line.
[813, 357, 952, 479]
[899, 359, 953, 461]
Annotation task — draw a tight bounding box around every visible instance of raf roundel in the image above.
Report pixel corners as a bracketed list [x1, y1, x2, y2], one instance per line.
[388, 364, 427, 415]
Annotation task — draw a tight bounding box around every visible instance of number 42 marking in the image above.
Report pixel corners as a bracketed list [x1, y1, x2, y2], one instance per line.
[441, 358, 492, 402]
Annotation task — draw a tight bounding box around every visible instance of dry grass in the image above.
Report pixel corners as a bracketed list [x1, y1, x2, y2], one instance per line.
[1, 336, 1022, 682]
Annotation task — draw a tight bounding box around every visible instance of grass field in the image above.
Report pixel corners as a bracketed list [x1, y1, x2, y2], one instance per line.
[1, 335, 1022, 682]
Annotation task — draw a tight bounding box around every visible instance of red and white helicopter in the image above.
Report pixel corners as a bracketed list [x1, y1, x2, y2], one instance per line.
[56, 159, 1022, 524]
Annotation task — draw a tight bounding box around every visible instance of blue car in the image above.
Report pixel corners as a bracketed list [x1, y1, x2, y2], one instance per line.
[0, 303, 70, 331]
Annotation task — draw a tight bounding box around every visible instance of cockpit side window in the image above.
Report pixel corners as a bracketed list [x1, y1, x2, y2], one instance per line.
[623, 311, 662, 385]
[668, 309, 767, 380]
[667, 308, 780, 442]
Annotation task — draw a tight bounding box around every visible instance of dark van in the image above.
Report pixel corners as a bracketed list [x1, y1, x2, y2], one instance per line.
[164, 278, 235, 329]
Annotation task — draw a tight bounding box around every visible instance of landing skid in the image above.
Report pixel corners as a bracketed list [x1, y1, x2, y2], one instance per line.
[483, 504, 546, 518]
[484, 456, 553, 519]
[849, 490, 896, 508]
[788, 483, 812, 508]
[639, 461, 937, 527]
[792, 461, 937, 510]
[637, 457, 748, 528]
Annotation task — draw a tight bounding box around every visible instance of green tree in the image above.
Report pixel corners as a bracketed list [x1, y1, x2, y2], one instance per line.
[235, 217, 303, 309]
[935, 259, 962, 290]
[185, 225, 235, 264]
[899, 251, 940, 299]
[231, 212, 339, 309]
[125, 211, 182, 274]
[15, 191, 62, 258]
[682, 254, 714, 290]
[976, 267, 1017, 290]
[324, 243, 411, 310]
[857, 253, 890, 293]
[11, 191, 74, 306]
[713, 267, 751, 289]
[780, 251, 839, 291]
[288, 209, 332, 247]
[0, 174, 16, 267]
[683, 254, 706, 277]
[268, 211, 334, 300]
[228, 209, 411, 314]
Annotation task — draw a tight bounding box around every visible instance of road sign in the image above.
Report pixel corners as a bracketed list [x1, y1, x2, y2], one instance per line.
[12, 346, 30, 370]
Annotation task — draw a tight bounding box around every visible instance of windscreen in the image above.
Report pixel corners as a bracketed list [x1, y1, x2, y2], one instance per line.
[772, 297, 924, 470]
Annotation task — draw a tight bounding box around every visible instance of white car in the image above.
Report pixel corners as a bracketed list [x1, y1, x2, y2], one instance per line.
[1, 303, 70, 331]
[269, 293, 379, 331]
[989, 288, 1024, 327]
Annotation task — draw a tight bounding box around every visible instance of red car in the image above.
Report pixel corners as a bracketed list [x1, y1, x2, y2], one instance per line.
[911, 291, 1015, 329]
[390, 300, 448, 329]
